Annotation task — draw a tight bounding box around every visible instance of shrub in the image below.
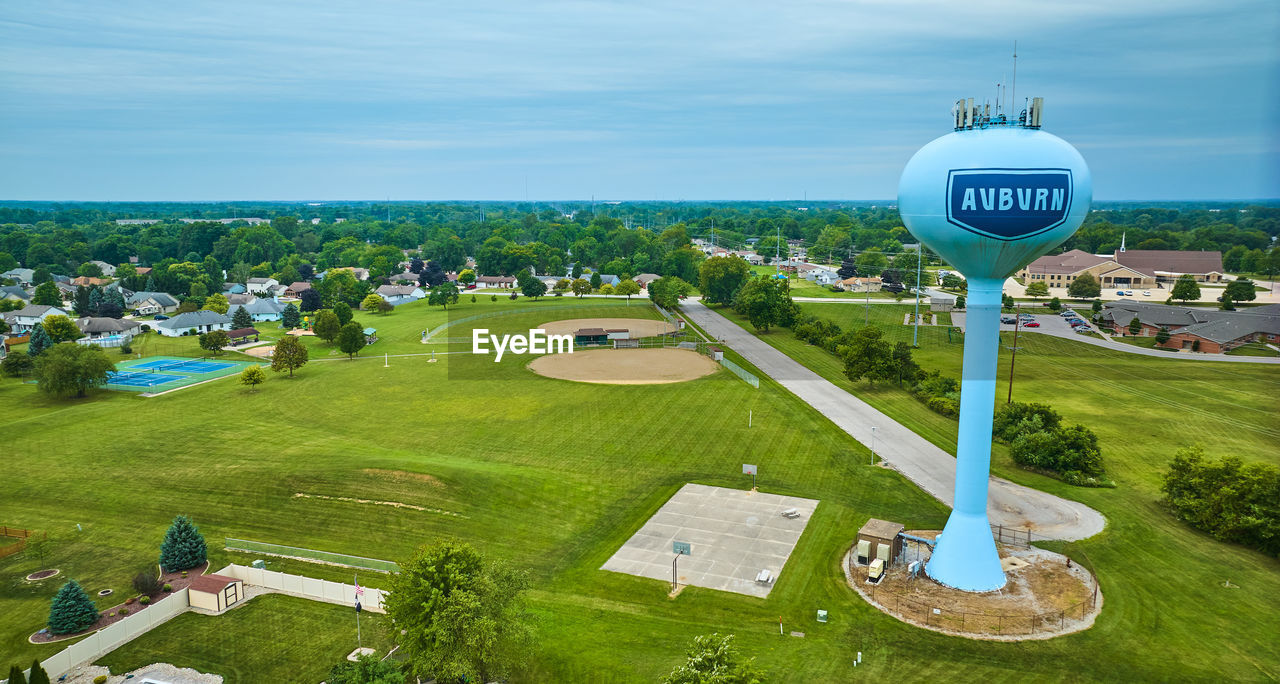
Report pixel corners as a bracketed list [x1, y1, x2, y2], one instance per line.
[163, 583, 172, 592]
[95, 676, 108, 684]
[1162, 445, 1280, 557]
[490, 294, 497, 301]
[117, 607, 128, 616]
[140, 324, 151, 332]
[139, 596, 150, 605]
[1009, 423, 1108, 483]
[926, 395, 959, 418]
[120, 343, 133, 354]
[992, 402, 1062, 443]
[133, 571, 161, 595]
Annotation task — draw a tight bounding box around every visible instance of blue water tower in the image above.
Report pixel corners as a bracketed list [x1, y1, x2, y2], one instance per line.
[897, 97, 1091, 591]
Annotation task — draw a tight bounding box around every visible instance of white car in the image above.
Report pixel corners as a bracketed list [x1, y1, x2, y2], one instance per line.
[1142, 290, 1151, 296]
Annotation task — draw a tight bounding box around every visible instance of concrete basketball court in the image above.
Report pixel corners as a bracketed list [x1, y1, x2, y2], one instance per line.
[602, 483, 820, 598]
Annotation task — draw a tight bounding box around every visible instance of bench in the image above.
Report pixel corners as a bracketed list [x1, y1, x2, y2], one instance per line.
[781, 508, 800, 519]
[756, 569, 773, 584]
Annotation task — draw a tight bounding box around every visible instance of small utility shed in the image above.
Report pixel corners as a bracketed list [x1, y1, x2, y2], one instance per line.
[856, 518, 904, 566]
[189, 574, 245, 613]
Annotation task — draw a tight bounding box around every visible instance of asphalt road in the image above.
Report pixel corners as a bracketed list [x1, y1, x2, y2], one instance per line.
[681, 299, 1106, 542]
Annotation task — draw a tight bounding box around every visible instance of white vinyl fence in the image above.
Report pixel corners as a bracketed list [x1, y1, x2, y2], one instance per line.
[3, 566, 391, 684]
[217, 564, 388, 613]
[20, 589, 192, 682]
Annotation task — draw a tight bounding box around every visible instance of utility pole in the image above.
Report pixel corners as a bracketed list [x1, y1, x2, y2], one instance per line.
[1006, 309, 1022, 403]
[912, 246, 923, 347]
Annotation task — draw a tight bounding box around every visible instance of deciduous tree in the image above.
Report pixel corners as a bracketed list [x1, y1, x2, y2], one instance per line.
[313, 309, 341, 342]
[1068, 272, 1101, 299]
[699, 256, 752, 306]
[32, 281, 61, 306]
[1170, 274, 1200, 303]
[1025, 281, 1049, 299]
[202, 293, 229, 314]
[239, 365, 266, 390]
[361, 293, 384, 312]
[34, 344, 113, 397]
[333, 301, 354, 326]
[1223, 278, 1257, 303]
[664, 633, 765, 684]
[271, 334, 309, 377]
[615, 279, 641, 302]
[385, 541, 533, 683]
[198, 330, 230, 355]
[570, 278, 591, 297]
[40, 314, 81, 343]
[338, 321, 367, 358]
[428, 282, 460, 310]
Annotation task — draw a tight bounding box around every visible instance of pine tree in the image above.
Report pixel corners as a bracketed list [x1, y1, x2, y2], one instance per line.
[27, 323, 53, 357]
[145, 275, 157, 291]
[47, 580, 98, 635]
[158, 515, 207, 572]
[27, 659, 50, 684]
[7, 663, 27, 684]
[88, 287, 104, 316]
[231, 305, 253, 329]
[281, 302, 301, 329]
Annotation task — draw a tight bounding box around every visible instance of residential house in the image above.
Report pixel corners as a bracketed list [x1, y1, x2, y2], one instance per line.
[227, 299, 287, 322]
[153, 310, 232, 337]
[54, 282, 77, 303]
[88, 260, 117, 277]
[70, 276, 112, 287]
[2, 305, 68, 334]
[284, 281, 313, 298]
[734, 251, 765, 266]
[598, 274, 622, 288]
[1, 268, 34, 287]
[226, 293, 255, 306]
[376, 285, 426, 306]
[808, 266, 840, 286]
[475, 276, 516, 289]
[222, 282, 247, 295]
[134, 267, 153, 277]
[387, 272, 418, 285]
[245, 277, 279, 295]
[838, 276, 882, 293]
[0, 285, 31, 304]
[125, 291, 180, 315]
[75, 317, 141, 340]
[633, 273, 661, 290]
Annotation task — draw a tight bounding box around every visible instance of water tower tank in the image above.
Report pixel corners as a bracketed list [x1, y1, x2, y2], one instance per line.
[897, 99, 1091, 592]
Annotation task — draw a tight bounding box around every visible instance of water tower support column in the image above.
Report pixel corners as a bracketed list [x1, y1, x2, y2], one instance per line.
[925, 277, 1007, 591]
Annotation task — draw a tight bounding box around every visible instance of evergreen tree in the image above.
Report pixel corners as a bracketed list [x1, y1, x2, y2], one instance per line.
[6, 664, 26, 684]
[47, 580, 98, 635]
[231, 305, 253, 329]
[145, 275, 156, 291]
[27, 323, 53, 357]
[27, 659, 50, 684]
[281, 302, 301, 329]
[88, 287, 104, 316]
[158, 515, 207, 572]
[73, 285, 92, 315]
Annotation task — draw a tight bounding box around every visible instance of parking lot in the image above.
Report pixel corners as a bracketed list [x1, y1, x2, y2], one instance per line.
[951, 309, 1099, 338]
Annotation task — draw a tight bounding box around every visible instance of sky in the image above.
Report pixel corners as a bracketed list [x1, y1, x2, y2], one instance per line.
[1, 1, 1278, 202]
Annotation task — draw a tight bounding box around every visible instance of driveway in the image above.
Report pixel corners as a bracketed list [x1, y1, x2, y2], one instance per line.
[681, 300, 1106, 542]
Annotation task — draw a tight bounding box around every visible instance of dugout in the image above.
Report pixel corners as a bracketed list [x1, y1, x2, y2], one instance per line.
[574, 328, 608, 346]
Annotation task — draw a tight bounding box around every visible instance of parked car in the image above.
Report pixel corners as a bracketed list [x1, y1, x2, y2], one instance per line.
[1142, 290, 1152, 296]
[1075, 327, 1093, 334]
[1060, 311, 1076, 317]
[1025, 321, 1041, 328]
[1000, 316, 1017, 324]
[1115, 290, 1128, 296]
[153, 314, 169, 320]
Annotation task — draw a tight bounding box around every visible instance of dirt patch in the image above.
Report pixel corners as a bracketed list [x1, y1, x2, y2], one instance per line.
[528, 348, 717, 385]
[362, 468, 444, 487]
[242, 345, 274, 358]
[844, 533, 1101, 641]
[537, 317, 676, 338]
[293, 492, 465, 518]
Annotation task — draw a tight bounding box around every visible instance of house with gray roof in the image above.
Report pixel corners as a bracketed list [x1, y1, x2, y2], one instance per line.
[375, 284, 425, 306]
[75, 316, 141, 340]
[0, 285, 31, 303]
[227, 298, 286, 321]
[153, 310, 232, 337]
[126, 291, 180, 315]
[3, 305, 68, 334]
[1, 268, 34, 287]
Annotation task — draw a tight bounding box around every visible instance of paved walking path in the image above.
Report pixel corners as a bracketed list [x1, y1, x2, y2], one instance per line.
[681, 300, 1106, 541]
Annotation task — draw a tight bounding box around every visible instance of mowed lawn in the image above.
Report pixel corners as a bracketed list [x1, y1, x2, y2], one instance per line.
[1, 296, 945, 682]
[717, 301, 1280, 681]
[3, 294, 1278, 681]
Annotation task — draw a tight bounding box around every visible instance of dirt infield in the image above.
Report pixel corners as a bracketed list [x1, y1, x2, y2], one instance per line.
[537, 317, 676, 338]
[528, 348, 717, 384]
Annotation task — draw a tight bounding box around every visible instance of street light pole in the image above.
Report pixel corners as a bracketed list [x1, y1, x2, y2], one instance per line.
[913, 247, 923, 347]
[870, 426, 877, 464]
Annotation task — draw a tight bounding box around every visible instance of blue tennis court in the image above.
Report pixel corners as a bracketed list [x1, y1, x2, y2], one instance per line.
[131, 359, 236, 373]
[106, 370, 189, 387]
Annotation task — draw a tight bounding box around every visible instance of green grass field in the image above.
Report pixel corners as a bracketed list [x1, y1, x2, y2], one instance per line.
[715, 300, 1280, 680]
[3, 296, 1278, 681]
